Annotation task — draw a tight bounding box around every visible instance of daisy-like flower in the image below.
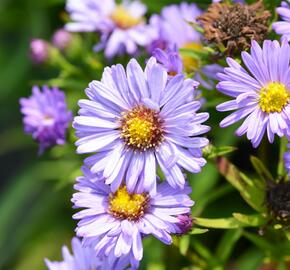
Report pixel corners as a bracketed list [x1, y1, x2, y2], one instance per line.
[20, 86, 72, 154]
[65, 0, 154, 58]
[273, 0, 290, 41]
[72, 167, 194, 266]
[284, 145, 290, 175]
[45, 237, 131, 270]
[73, 57, 209, 193]
[216, 40, 290, 147]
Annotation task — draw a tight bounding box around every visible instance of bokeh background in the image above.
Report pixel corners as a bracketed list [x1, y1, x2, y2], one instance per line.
[0, 0, 284, 269]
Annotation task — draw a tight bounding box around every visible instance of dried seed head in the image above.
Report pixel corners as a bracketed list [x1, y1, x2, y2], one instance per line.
[197, 1, 271, 55]
[266, 180, 290, 225]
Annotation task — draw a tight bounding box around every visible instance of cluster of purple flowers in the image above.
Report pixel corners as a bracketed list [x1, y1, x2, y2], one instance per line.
[20, 0, 290, 269]
[70, 54, 208, 268]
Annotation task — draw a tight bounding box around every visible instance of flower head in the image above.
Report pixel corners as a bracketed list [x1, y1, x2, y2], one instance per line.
[198, 1, 271, 55]
[72, 167, 194, 265]
[52, 29, 72, 51]
[20, 86, 72, 153]
[73, 57, 209, 193]
[216, 40, 290, 147]
[65, 0, 154, 58]
[273, 0, 290, 41]
[45, 237, 131, 270]
[30, 39, 50, 64]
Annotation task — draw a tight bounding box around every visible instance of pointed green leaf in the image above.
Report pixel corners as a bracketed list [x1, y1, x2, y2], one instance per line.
[194, 217, 245, 229]
[217, 157, 267, 213]
[203, 145, 237, 159]
[232, 213, 267, 227]
[250, 156, 273, 182]
[189, 228, 209, 235]
[179, 235, 190, 256]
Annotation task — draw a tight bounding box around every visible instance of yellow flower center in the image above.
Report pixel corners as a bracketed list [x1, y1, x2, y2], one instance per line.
[120, 105, 164, 151]
[259, 82, 289, 113]
[180, 43, 203, 73]
[111, 5, 142, 29]
[108, 186, 149, 221]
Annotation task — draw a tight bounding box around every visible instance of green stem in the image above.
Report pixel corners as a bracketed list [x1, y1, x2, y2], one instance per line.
[277, 137, 287, 177]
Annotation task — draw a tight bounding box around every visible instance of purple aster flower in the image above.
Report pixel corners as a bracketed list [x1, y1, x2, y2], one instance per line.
[72, 167, 194, 266]
[273, 0, 290, 41]
[52, 29, 72, 51]
[45, 237, 132, 270]
[285, 145, 290, 175]
[216, 40, 290, 147]
[20, 86, 72, 154]
[30, 39, 50, 64]
[73, 57, 210, 193]
[65, 0, 155, 58]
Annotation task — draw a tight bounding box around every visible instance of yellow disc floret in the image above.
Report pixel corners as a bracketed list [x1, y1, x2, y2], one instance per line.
[259, 82, 289, 113]
[111, 5, 142, 29]
[120, 105, 164, 151]
[108, 186, 149, 221]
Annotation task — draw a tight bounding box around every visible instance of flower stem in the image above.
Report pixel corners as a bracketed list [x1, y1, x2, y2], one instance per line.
[277, 136, 287, 178]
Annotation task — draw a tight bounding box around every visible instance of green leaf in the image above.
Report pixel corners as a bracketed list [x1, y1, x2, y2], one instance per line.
[232, 213, 267, 227]
[189, 228, 209, 235]
[203, 145, 237, 159]
[250, 156, 273, 182]
[179, 235, 190, 256]
[215, 229, 242, 264]
[216, 157, 267, 213]
[194, 217, 245, 229]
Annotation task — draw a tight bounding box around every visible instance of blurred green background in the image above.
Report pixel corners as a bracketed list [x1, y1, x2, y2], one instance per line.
[0, 0, 285, 269]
